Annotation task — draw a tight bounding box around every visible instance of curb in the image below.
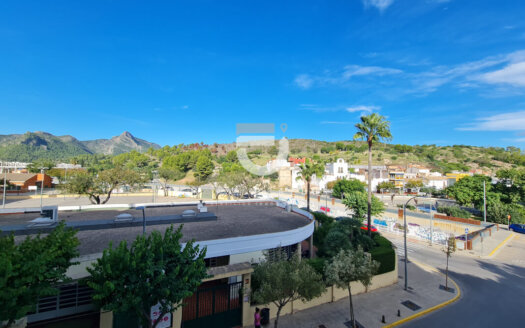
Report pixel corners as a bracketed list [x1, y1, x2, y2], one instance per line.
[486, 233, 515, 258]
[382, 259, 461, 328]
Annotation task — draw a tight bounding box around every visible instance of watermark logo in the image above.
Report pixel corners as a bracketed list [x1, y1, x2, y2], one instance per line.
[236, 123, 289, 176]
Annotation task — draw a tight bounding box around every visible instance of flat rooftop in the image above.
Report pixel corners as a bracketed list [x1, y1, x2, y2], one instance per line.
[4, 203, 310, 256]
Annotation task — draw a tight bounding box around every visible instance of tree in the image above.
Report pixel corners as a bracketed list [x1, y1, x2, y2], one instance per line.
[325, 248, 379, 328]
[238, 173, 269, 198]
[354, 113, 392, 237]
[252, 250, 324, 328]
[377, 181, 395, 193]
[443, 235, 456, 291]
[445, 174, 491, 208]
[332, 179, 366, 199]
[296, 160, 325, 211]
[342, 191, 384, 222]
[26, 159, 55, 173]
[87, 225, 207, 328]
[193, 156, 215, 182]
[1, 222, 79, 328]
[405, 179, 423, 191]
[63, 168, 144, 204]
[157, 167, 185, 196]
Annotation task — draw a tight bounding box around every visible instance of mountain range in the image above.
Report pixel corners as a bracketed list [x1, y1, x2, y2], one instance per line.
[0, 131, 160, 162]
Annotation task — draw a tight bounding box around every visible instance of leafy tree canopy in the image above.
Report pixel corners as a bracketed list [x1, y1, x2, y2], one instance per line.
[252, 250, 324, 328]
[342, 191, 385, 220]
[87, 225, 207, 328]
[0, 222, 79, 328]
[331, 179, 365, 199]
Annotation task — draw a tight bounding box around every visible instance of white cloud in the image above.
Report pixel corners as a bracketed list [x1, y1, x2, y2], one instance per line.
[342, 65, 402, 79]
[294, 65, 402, 89]
[479, 62, 525, 87]
[505, 137, 525, 142]
[294, 74, 314, 89]
[295, 50, 525, 95]
[362, 0, 395, 11]
[458, 111, 525, 131]
[346, 105, 380, 113]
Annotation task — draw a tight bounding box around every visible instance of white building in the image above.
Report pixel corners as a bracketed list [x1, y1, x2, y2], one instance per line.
[424, 176, 449, 190]
[326, 158, 349, 179]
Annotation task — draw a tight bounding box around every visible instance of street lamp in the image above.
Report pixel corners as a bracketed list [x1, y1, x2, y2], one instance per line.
[39, 167, 48, 213]
[152, 170, 158, 203]
[136, 206, 146, 235]
[403, 196, 418, 291]
[2, 163, 7, 209]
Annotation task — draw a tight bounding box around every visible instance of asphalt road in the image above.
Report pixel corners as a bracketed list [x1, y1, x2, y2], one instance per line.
[391, 233, 525, 327]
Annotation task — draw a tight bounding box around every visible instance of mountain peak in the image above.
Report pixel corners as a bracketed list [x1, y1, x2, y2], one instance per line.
[120, 131, 133, 138]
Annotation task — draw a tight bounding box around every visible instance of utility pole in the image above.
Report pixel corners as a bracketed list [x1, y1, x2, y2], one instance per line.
[483, 180, 487, 224]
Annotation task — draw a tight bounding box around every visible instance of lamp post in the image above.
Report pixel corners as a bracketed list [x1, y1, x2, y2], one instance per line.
[429, 202, 433, 246]
[39, 167, 48, 213]
[483, 180, 487, 224]
[136, 206, 146, 235]
[403, 196, 418, 291]
[152, 170, 158, 203]
[2, 163, 7, 209]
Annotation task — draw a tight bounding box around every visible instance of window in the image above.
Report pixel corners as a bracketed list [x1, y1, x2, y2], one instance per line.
[204, 255, 230, 268]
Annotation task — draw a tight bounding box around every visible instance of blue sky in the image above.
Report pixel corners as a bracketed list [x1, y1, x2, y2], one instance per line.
[1, 0, 525, 148]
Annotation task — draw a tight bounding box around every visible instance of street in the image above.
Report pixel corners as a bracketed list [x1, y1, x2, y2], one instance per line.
[390, 232, 525, 327]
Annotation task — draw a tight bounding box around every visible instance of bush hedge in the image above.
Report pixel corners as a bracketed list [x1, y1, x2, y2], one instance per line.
[437, 206, 471, 219]
[369, 235, 396, 275]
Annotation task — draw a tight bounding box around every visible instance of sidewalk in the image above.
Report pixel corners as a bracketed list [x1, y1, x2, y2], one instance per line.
[381, 226, 514, 260]
[253, 259, 458, 328]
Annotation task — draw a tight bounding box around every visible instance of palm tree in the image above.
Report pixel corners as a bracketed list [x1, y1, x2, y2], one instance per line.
[354, 113, 392, 236]
[296, 160, 325, 212]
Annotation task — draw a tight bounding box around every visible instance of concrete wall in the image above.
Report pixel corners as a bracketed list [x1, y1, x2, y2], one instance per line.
[244, 255, 398, 327]
[388, 214, 483, 235]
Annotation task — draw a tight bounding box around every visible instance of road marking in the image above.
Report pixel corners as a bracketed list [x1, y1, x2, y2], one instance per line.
[390, 240, 426, 257]
[383, 259, 461, 328]
[487, 233, 515, 258]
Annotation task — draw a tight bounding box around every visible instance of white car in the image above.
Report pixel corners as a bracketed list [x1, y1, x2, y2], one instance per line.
[177, 188, 197, 197]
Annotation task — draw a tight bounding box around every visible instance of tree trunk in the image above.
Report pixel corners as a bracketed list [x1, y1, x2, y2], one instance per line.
[348, 284, 356, 328]
[274, 305, 283, 328]
[367, 141, 373, 237]
[306, 180, 311, 212]
[102, 188, 114, 204]
[89, 194, 100, 204]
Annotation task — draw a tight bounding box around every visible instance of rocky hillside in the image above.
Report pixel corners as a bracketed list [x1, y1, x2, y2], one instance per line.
[0, 131, 160, 161]
[81, 131, 160, 155]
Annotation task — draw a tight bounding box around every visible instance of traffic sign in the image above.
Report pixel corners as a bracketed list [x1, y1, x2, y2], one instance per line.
[465, 228, 469, 234]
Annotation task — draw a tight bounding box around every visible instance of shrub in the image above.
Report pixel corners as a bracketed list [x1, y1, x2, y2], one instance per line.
[397, 204, 416, 211]
[305, 257, 328, 282]
[369, 235, 395, 274]
[312, 211, 335, 226]
[437, 206, 471, 219]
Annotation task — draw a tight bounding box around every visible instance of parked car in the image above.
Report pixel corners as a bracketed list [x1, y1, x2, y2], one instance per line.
[177, 188, 196, 197]
[509, 224, 525, 234]
[360, 225, 378, 232]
